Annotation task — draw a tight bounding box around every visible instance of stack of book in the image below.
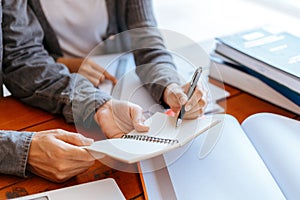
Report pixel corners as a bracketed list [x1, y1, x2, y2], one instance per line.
[209, 26, 300, 114]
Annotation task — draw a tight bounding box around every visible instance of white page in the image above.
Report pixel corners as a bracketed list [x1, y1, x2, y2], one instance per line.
[86, 112, 219, 164]
[163, 114, 285, 200]
[242, 113, 300, 200]
[139, 156, 177, 200]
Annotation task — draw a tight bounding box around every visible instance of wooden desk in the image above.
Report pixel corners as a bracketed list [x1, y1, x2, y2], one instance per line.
[0, 80, 299, 200]
[0, 97, 143, 200]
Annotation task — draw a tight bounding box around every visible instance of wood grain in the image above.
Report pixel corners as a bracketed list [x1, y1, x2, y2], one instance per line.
[0, 161, 143, 200]
[0, 99, 144, 199]
[0, 81, 298, 200]
[221, 92, 297, 123]
[0, 97, 55, 130]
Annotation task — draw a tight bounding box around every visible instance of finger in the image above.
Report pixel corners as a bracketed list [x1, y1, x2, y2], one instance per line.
[177, 91, 188, 107]
[90, 76, 101, 87]
[172, 93, 188, 113]
[183, 107, 205, 119]
[88, 60, 117, 85]
[55, 141, 95, 162]
[172, 85, 188, 106]
[98, 74, 105, 84]
[94, 70, 115, 85]
[165, 84, 188, 113]
[184, 99, 207, 119]
[130, 105, 149, 132]
[51, 138, 95, 161]
[54, 130, 94, 146]
[189, 98, 207, 113]
[78, 64, 103, 87]
[103, 70, 118, 85]
[185, 86, 204, 112]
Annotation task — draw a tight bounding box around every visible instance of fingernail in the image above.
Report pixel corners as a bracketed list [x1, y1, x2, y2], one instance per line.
[139, 121, 146, 127]
[185, 104, 192, 111]
[84, 138, 94, 144]
[180, 96, 187, 105]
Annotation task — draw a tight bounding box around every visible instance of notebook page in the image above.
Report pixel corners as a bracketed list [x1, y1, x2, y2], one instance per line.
[242, 113, 300, 200]
[164, 114, 285, 200]
[85, 112, 219, 163]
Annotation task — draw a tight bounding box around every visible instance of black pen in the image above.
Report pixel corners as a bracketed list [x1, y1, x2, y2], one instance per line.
[176, 67, 202, 127]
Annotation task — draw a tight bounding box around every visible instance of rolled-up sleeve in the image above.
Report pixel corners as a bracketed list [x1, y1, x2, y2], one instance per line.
[2, 0, 111, 126]
[0, 131, 34, 177]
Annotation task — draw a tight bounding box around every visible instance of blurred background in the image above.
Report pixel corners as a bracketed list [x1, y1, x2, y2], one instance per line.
[152, 0, 300, 47]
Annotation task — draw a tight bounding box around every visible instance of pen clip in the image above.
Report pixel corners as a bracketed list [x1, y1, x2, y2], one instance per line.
[186, 67, 202, 99]
[191, 68, 201, 85]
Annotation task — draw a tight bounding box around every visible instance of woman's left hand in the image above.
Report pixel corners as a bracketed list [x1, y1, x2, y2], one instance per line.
[57, 57, 117, 87]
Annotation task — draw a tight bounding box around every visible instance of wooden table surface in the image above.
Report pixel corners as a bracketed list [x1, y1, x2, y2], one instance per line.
[0, 79, 299, 200]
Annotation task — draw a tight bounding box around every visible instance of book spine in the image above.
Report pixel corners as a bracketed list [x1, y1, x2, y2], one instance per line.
[210, 53, 300, 106]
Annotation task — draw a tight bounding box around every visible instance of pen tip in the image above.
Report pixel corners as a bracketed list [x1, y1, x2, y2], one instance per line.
[176, 119, 182, 127]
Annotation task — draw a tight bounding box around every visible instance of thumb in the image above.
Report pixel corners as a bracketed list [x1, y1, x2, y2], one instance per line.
[176, 90, 188, 107]
[171, 86, 188, 112]
[165, 83, 188, 109]
[130, 105, 149, 132]
[55, 130, 94, 146]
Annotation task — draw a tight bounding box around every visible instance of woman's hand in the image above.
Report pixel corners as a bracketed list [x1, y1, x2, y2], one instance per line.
[27, 129, 95, 183]
[163, 83, 207, 119]
[57, 57, 117, 87]
[94, 99, 149, 138]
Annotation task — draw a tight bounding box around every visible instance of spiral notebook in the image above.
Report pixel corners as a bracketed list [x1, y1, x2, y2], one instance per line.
[84, 112, 220, 163]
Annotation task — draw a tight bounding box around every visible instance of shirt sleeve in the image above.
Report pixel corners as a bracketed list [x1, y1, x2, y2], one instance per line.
[0, 131, 34, 177]
[1, 0, 111, 127]
[126, 0, 181, 104]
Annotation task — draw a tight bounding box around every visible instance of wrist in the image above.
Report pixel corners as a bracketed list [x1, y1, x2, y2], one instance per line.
[57, 57, 83, 73]
[94, 99, 112, 122]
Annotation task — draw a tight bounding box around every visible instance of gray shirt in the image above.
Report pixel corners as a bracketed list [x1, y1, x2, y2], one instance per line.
[29, 0, 181, 102]
[0, 0, 111, 177]
[0, 0, 180, 178]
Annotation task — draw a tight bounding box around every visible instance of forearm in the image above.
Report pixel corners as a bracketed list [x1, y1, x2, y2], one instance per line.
[56, 57, 82, 73]
[2, 0, 111, 126]
[126, 0, 181, 103]
[0, 131, 34, 177]
[135, 47, 181, 104]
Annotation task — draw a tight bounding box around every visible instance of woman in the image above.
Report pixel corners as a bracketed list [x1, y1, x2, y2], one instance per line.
[29, 0, 207, 123]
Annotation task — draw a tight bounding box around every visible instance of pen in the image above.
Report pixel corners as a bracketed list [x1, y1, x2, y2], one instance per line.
[176, 67, 202, 127]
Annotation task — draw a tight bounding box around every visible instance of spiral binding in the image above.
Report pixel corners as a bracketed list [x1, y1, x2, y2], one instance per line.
[121, 134, 179, 145]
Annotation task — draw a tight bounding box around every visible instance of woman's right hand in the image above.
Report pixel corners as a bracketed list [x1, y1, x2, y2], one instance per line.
[57, 57, 117, 87]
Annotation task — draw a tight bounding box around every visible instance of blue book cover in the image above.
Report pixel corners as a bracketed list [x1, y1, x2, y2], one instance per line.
[216, 27, 300, 79]
[210, 53, 300, 106]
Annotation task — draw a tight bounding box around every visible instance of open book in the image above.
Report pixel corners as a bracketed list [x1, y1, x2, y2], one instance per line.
[84, 112, 220, 164]
[140, 113, 300, 200]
